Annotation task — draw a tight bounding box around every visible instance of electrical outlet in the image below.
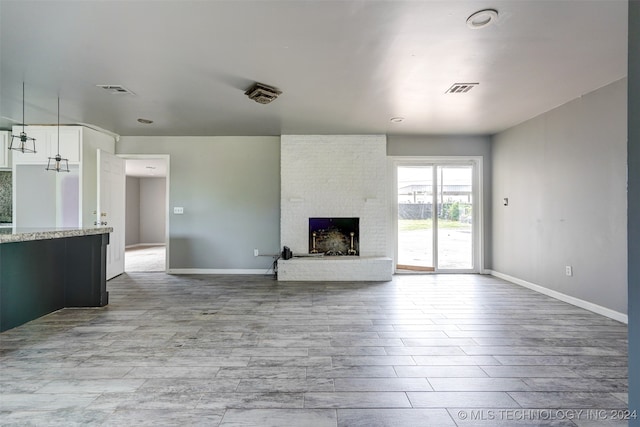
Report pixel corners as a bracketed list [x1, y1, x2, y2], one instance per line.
[254, 248, 259, 257]
[173, 207, 184, 214]
[565, 266, 573, 277]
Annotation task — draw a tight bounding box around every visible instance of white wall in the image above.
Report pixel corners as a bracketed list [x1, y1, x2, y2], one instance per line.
[125, 176, 140, 246]
[14, 164, 80, 228]
[280, 135, 388, 257]
[14, 165, 57, 227]
[492, 78, 627, 316]
[139, 177, 165, 244]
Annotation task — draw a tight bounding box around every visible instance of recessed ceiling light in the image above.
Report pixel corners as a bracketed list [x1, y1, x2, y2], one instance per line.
[390, 117, 405, 123]
[137, 118, 153, 124]
[466, 9, 498, 29]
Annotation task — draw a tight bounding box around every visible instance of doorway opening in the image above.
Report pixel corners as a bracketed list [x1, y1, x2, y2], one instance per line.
[122, 156, 169, 272]
[394, 158, 481, 273]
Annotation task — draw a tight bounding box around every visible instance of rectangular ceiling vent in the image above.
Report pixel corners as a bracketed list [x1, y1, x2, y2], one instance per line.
[245, 82, 282, 104]
[445, 82, 479, 94]
[96, 84, 136, 95]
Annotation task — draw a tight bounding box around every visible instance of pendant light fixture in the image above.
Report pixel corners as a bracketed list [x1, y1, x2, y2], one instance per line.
[46, 97, 70, 173]
[9, 82, 37, 153]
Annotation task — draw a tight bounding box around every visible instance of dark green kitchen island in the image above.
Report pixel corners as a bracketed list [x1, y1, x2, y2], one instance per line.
[0, 227, 112, 332]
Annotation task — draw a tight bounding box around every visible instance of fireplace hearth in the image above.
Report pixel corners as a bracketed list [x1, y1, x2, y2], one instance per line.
[309, 217, 359, 256]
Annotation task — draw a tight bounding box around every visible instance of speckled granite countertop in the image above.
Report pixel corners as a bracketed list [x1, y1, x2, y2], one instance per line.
[0, 227, 113, 243]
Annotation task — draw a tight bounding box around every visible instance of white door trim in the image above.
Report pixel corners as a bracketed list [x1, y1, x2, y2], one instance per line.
[98, 150, 126, 279]
[118, 154, 170, 273]
[389, 156, 483, 273]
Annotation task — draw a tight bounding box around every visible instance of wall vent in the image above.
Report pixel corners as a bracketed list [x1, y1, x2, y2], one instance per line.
[245, 82, 282, 104]
[96, 84, 136, 95]
[445, 82, 479, 94]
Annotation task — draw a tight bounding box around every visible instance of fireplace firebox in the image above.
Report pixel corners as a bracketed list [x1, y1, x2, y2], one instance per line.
[309, 217, 359, 256]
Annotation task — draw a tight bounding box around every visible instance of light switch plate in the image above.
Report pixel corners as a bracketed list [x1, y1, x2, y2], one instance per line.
[173, 207, 184, 214]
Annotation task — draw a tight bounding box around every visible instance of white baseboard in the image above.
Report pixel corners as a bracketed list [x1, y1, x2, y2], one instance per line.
[489, 270, 628, 324]
[126, 243, 166, 248]
[167, 268, 274, 275]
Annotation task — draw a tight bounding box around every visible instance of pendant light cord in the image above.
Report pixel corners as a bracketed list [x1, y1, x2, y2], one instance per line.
[22, 82, 26, 133]
[57, 97, 60, 155]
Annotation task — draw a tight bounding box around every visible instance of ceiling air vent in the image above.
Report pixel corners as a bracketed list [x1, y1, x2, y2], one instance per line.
[245, 82, 282, 104]
[445, 82, 479, 94]
[96, 84, 136, 95]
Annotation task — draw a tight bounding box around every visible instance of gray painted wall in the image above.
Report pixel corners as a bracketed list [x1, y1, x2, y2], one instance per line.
[492, 79, 627, 315]
[628, 0, 639, 422]
[125, 176, 140, 246]
[116, 136, 280, 270]
[387, 135, 492, 269]
[140, 177, 166, 244]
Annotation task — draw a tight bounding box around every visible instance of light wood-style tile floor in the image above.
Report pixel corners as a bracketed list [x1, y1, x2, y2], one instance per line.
[0, 273, 629, 426]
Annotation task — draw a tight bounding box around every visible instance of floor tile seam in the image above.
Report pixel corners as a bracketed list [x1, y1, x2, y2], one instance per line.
[520, 377, 628, 390]
[476, 365, 494, 377]
[444, 408, 473, 427]
[424, 377, 436, 392]
[1, 391, 106, 408]
[510, 390, 624, 405]
[193, 392, 208, 410]
[503, 391, 524, 408]
[391, 365, 400, 378]
[493, 361, 628, 367]
[118, 366, 138, 379]
[427, 377, 533, 392]
[5, 377, 53, 394]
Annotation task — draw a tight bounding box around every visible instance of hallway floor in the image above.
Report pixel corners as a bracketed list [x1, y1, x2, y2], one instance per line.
[125, 245, 166, 272]
[0, 274, 629, 426]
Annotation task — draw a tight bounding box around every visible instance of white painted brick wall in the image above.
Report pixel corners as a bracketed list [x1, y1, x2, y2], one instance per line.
[278, 257, 393, 281]
[280, 135, 390, 280]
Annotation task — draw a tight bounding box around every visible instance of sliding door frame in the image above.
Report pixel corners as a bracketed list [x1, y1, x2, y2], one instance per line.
[391, 156, 483, 274]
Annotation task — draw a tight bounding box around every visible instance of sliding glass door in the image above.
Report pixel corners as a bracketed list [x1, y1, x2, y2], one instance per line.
[396, 159, 479, 272]
[436, 165, 474, 269]
[397, 166, 435, 271]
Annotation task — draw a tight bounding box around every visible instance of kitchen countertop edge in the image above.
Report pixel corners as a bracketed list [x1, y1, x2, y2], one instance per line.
[0, 227, 113, 244]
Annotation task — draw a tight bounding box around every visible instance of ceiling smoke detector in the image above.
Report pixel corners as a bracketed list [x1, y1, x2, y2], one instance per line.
[245, 82, 282, 104]
[445, 82, 479, 94]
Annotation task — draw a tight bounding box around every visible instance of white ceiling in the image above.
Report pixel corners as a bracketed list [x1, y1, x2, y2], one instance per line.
[0, 0, 628, 137]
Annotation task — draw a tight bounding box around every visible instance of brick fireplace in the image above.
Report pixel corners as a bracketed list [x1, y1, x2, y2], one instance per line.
[278, 135, 392, 281]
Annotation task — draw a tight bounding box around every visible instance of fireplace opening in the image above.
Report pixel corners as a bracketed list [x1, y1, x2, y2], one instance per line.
[309, 217, 359, 256]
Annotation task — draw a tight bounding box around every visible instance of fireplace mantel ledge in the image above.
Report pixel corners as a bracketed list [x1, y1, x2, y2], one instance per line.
[285, 256, 389, 261]
[278, 256, 392, 281]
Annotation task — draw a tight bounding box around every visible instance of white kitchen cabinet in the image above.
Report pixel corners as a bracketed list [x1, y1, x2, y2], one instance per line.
[11, 126, 80, 164]
[12, 125, 116, 228]
[48, 127, 82, 162]
[0, 131, 10, 169]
